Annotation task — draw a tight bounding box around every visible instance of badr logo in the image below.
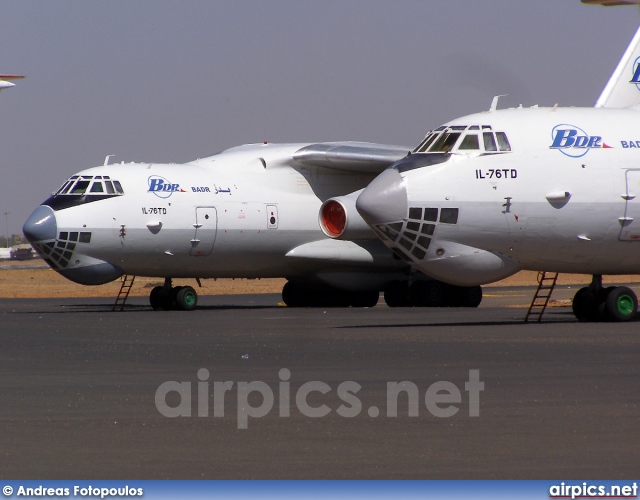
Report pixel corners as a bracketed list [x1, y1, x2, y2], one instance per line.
[148, 175, 186, 199]
[550, 124, 612, 158]
[631, 56, 640, 90]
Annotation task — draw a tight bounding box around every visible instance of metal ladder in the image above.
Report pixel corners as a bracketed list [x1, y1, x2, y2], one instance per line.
[524, 272, 559, 322]
[112, 275, 136, 311]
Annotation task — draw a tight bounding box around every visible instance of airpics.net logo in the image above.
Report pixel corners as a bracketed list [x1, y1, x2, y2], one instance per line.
[155, 368, 484, 429]
[147, 175, 186, 199]
[549, 124, 612, 158]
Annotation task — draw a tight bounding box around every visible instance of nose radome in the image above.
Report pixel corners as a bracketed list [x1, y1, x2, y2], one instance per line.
[23, 205, 57, 243]
[356, 168, 408, 225]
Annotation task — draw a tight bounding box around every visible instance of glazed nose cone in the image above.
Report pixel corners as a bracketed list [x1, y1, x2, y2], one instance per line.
[23, 205, 57, 242]
[356, 168, 408, 225]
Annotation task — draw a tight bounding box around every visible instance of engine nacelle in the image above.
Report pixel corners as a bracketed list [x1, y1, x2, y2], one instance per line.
[319, 190, 377, 240]
[412, 240, 521, 286]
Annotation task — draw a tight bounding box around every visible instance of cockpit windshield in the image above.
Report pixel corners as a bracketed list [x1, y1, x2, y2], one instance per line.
[43, 174, 125, 211]
[54, 175, 124, 196]
[413, 125, 511, 154]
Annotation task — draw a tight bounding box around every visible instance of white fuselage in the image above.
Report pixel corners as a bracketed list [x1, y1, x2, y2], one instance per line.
[356, 106, 640, 285]
[26, 143, 408, 288]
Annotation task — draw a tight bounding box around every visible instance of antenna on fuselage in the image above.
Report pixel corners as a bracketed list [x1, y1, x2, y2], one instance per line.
[489, 95, 507, 112]
[103, 154, 115, 166]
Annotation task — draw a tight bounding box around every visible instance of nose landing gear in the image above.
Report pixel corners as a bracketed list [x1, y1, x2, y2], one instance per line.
[572, 275, 638, 322]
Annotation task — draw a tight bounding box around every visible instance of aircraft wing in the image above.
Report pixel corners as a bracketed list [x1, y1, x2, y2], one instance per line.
[581, 0, 640, 4]
[0, 74, 24, 90]
[293, 142, 410, 174]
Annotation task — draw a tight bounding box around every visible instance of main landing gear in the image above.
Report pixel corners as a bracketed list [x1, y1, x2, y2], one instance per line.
[572, 275, 638, 322]
[150, 278, 198, 311]
[282, 281, 380, 308]
[383, 280, 482, 308]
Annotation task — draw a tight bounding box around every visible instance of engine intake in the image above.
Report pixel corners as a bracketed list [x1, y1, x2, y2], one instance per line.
[319, 191, 377, 240]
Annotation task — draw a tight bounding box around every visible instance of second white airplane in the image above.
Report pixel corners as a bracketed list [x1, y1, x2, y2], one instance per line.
[348, 25, 640, 322]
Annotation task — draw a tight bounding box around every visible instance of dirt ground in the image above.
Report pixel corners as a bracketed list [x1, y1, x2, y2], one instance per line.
[1, 258, 639, 299]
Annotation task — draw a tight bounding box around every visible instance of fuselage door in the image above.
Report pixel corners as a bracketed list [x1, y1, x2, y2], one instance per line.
[620, 170, 640, 241]
[190, 206, 217, 256]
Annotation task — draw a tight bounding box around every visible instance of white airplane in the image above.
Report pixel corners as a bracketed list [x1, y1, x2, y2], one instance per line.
[337, 24, 640, 322]
[23, 141, 485, 310]
[0, 74, 24, 90]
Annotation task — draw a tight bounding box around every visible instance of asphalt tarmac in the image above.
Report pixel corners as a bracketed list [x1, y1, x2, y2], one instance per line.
[0, 286, 638, 479]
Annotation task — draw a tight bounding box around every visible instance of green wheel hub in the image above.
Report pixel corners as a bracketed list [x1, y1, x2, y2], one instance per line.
[616, 294, 635, 316]
[183, 291, 196, 307]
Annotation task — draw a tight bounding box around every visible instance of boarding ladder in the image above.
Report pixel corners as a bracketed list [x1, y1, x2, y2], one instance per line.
[112, 275, 136, 311]
[524, 272, 559, 323]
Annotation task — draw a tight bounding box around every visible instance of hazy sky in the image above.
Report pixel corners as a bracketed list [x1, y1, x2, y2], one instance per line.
[0, 1, 637, 235]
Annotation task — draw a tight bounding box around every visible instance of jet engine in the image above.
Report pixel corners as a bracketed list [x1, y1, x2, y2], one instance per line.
[319, 190, 377, 240]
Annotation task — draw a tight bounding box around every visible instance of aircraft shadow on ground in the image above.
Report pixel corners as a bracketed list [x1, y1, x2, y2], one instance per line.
[13, 303, 281, 314]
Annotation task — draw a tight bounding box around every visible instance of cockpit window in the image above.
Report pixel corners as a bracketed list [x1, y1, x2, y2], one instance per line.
[53, 175, 125, 196]
[412, 125, 512, 154]
[483, 132, 497, 152]
[70, 180, 90, 194]
[430, 132, 461, 153]
[414, 133, 440, 153]
[496, 132, 511, 152]
[458, 134, 479, 150]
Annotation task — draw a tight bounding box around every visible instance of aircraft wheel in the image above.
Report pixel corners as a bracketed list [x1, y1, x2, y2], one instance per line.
[459, 286, 482, 308]
[282, 282, 307, 307]
[572, 287, 595, 321]
[410, 281, 445, 307]
[175, 286, 198, 311]
[323, 290, 352, 308]
[149, 286, 164, 310]
[150, 285, 174, 310]
[603, 286, 637, 322]
[572, 286, 611, 322]
[384, 281, 411, 307]
[350, 290, 380, 308]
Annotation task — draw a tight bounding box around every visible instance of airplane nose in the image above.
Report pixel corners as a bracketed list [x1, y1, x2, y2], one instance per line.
[23, 205, 57, 243]
[356, 168, 408, 225]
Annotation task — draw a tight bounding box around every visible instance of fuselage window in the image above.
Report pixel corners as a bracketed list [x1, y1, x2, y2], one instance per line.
[496, 132, 511, 151]
[458, 134, 479, 150]
[483, 132, 497, 152]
